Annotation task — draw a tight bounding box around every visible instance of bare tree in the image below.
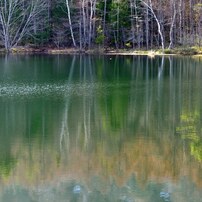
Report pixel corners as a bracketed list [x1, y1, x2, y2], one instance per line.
[78, 0, 97, 48]
[0, 0, 47, 51]
[141, 0, 165, 50]
[65, 0, 76, 47]
[168, 0, 176, 49]
[88, 0, 97, 48]
[178, 0, 183, 45]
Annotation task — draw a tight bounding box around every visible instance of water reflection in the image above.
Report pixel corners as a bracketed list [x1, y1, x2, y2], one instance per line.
[0, 55, 202, 201]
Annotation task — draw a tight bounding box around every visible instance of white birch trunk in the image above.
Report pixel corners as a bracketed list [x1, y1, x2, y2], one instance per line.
[65, 0, 77, 47]
[142, 0, 165, 51]
[168, 0, 176, 49]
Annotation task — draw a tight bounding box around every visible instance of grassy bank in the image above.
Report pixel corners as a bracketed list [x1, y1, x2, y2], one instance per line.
[163, 47, 202, 55]
[0, 46, 202, 56]
[104, 46, 202, 56]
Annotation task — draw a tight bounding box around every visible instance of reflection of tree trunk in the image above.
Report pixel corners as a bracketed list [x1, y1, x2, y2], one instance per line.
[42, 103, 45, 178]
[128, 56, 142, 129]
[169, 56, 177, 173]
[168, 56, 175, 134]
[79, 56, 97, 149]
[82, 57, 91, 148]
[157, 56, 165, 132]
[158, 56, 164, 80]
[59, 55, 97, 151]
[60, 104, 69, 152]
[145, 57, 150, 135]
[177, 63, 185, 162]
[83, 96, 91, 148]
[60, 56, 76, 152]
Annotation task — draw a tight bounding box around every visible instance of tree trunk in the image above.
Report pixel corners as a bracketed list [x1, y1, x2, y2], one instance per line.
[142, 0, 165, 51]
[168, 0, 176, 49]
[103, 0, 107, 47]
[145, 6, 149, 49]
[65, 0, 77, 47]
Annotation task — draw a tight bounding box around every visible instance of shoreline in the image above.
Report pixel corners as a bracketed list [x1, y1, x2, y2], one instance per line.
[0, 47, 202, 57]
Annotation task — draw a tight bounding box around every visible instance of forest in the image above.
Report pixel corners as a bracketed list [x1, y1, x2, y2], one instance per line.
[0, 0, 202, 51]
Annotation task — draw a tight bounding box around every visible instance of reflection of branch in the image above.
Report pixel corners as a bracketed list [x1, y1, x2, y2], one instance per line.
[158, 56, 165, 80]
[168, 56, 176, 135]
[60, 56, 76, 152]
[168, 56, 173, 78]
[128, 58, 142, 125]
[157, 56, 165, 131]
[83, 97, 91, 148]
[59, 56, 97, 151]
[60, 102, 70, 152]
[83, 57, 92, 148]
[80, 56, 96, 149]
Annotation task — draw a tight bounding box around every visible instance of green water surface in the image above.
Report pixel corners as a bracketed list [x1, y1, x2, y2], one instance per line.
[0, 55, 202, 202]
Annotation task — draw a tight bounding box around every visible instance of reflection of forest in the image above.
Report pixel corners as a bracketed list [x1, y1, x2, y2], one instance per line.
[0, 55, 202, 200]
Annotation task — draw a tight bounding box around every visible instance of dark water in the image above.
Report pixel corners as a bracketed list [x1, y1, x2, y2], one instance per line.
[0, 55, 202, 202]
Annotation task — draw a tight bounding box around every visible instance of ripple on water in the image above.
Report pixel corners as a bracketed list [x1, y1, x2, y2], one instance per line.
[0, 82, 120, 99]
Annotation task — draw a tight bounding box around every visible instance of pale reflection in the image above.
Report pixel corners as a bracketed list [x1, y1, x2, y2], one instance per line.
[158, 56, 164, 80]
[59, 56, 75, 152]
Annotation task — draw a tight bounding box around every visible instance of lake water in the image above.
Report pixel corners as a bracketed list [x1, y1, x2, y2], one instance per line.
[0, 55, 202, 202]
